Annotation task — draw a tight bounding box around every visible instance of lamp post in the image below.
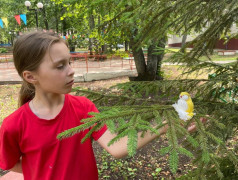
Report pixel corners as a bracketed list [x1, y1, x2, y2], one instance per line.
[24, 1, 43, 29]
[9, 31, 14, 46]
[9, 31, 15, 45]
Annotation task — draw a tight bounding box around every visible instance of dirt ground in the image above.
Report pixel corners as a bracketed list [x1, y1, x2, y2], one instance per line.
[93, 135, 193, 180]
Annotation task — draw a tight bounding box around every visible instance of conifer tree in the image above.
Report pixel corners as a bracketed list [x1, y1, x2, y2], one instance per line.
[58, 0, 238, 178]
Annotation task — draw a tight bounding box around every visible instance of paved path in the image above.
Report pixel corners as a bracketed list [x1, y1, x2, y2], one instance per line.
[0, 59, 137, 84]
[0, 59, 236, 84]
[0, 59, 235, 85]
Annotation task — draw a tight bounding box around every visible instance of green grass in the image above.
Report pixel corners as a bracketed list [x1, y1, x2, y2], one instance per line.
[0, 59, 13, 63]
[167, 48, 181, 52]
[163, 52, 238, 62]
[0, 85, 20, 125]
[74, 48, 88, 52]
[199, 54, 238, 61]
[163, 47, 238, 62]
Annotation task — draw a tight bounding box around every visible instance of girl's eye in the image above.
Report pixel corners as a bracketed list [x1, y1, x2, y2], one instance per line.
[57, 64, 65, 70]
[56, 59, 71, 70]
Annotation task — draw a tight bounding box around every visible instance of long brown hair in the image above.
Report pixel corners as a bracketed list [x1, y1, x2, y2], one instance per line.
[13, 31, 67, 107]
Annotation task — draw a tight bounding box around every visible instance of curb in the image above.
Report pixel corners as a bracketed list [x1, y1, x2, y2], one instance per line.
[83, 70, 137, 82]
[0, 81, 22, 85]
[0, 70, 137, 85]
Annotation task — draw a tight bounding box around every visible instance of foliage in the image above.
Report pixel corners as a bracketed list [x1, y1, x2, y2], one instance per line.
[107, 50, 129, 58]
[177, 157, 238, 180]
[1, 0, 236, 178]
[58, 76, 238, 178]
[56, 1, 238, 176]
[55, 0, 130, 51]
[0, 0, 70, 43]
[0, 48, 7, 53]
[0, 85, 19, 125]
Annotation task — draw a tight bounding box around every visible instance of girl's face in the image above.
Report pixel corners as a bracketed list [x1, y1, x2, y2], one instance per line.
[34, 42, 75, 95]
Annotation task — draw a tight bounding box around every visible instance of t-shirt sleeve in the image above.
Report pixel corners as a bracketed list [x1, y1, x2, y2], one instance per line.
[0, 119, 22, 170]
[84, 97, 107, 141]
[92, 125, 107, 141]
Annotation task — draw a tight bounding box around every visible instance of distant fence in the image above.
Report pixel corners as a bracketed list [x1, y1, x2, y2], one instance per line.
[0, 51, 137, 72]
[0, 53, 13, 69]
[0, 44, 11, 47]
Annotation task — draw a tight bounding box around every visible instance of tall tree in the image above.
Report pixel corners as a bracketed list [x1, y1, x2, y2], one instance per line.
[57, 0, 238, 179]
[58, 0, 169, 80]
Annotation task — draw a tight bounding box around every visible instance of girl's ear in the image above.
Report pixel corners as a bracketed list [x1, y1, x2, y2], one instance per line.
[22, 71, 37, 85]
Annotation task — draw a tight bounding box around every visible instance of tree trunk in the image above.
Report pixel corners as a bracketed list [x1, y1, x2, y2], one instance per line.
[146, 38, 165, 80]
[129, 35, 147, 81]
[181, 34, 187, 53]
[147, 44, 159, 81]
[88, 14, 95, 55]
[61, 6, 67, 36]
[101, 19, 108, 54]
[69, 29, 76, 52]
[102, 45, 108, 54]
[42, 8, 49, 30]
[125, 40, 129, 51]
[156, 37, 166, 80]
[129, 35, 166, 81]
[62, 19, 67, 36]
[55, 4, 59, 33]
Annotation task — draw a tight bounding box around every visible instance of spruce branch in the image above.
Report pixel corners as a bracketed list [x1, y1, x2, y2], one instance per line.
[127, 129, 138, 156]
[57, 118, 99, 140]
[210, 155, 224, 179]
[169, 149, 179, 174]
[65, 73, 237, 178]
[81, 123, 105, 143]
[159, 146, 172, 156]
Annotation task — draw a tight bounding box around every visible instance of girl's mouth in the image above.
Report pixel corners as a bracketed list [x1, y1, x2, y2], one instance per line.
[66, 80, 74, 86]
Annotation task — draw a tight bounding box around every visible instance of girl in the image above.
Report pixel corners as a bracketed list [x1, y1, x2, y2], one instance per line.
[0, 31, 203, 180]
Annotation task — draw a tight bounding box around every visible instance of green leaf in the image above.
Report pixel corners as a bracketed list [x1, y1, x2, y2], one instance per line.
[106, 119, 116, 133]
[178, 147, 193, 158]
[127, 129, 138, 156]
[186, 135, 199, 148]
[205, 131, 223, 145]
[57, 118, 99, 140]
[81, 123, 102, 143]
[153, 110, 163, 125]
[117, 117, 127, 125]
[159, 146, 172, 155]
[108, 129, 130, 146]
[169, 149, 179, 174]
[202, 150, 210, 164]
[136, 124, 159, 135]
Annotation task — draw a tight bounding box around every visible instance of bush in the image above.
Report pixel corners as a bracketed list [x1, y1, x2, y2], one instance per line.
[0, 48, 7, 53]
[107, 50, 130, 58]
[114, 50, 129, 58]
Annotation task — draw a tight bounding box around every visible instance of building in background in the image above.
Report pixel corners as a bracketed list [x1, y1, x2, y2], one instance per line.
[168, 24, 238, 50]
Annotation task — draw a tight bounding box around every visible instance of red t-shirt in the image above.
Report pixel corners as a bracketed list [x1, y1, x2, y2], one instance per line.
[0, 94, 107, 180]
